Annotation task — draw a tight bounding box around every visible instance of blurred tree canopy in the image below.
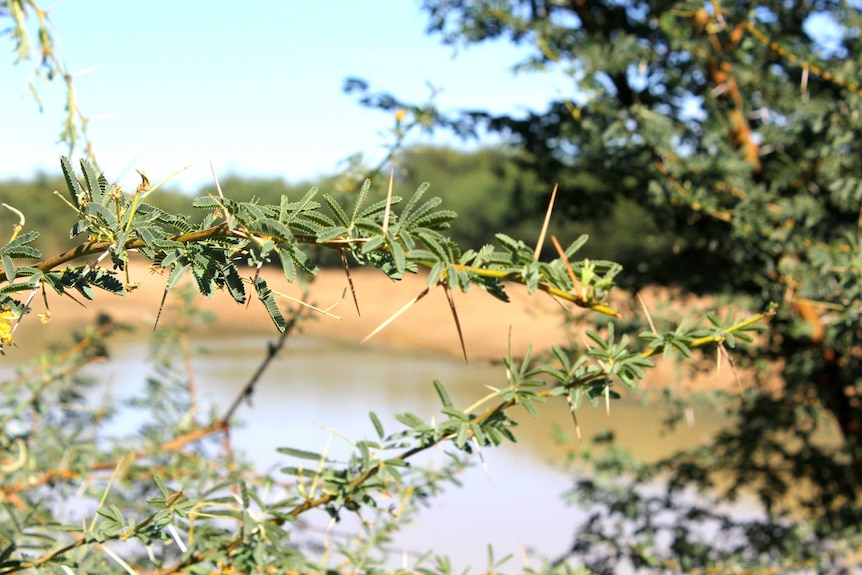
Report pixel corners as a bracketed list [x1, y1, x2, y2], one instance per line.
[348, 0, 862, 572]
[396, 145, 674, 276]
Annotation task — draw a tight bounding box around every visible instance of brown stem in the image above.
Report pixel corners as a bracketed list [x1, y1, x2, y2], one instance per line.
[0, 223, 234, 283]
[219, 301, 306, 426]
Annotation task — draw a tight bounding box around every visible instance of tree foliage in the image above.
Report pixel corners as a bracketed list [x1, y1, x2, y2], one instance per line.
[396, 146, 675, 277]
[345, 0, 862, 572]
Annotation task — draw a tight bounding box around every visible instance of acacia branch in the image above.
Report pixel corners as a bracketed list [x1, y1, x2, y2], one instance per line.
[281, 306, 772, 519]
[0, 223, 232, 283]
[7, 222, 621, 318]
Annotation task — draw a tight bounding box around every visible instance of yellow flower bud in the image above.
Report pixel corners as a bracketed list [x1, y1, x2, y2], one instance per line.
[0, 306, 19, 347]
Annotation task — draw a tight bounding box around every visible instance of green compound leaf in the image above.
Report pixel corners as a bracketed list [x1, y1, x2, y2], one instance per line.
[369, 412, 385, 439]
[60, 156, 84, 209]
[433, 379, 454, 408]
[395, 412, 427, 429]
[0, 232, 41, 259]
[276, 447, 329, 461]
[254, 276, 286, 332]
[323, 194, 350, 227]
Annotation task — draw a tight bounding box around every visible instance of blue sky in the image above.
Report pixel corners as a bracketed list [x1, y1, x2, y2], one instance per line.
[1, 1, 563, 192]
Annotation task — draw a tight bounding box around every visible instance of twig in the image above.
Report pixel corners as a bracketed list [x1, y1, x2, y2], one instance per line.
[340, 250, 361, 317]
[534, 184, 559, 260]
[361, 286, 432, 344]
[637, 292, 658, 334]
[443, 283, 468, 363]
[220, 298, 308, 426]
[382, 166, 395, 236]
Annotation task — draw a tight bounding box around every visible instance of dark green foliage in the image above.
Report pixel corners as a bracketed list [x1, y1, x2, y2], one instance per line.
[393, 146, 675, 276]
[343, 0, 862, 571]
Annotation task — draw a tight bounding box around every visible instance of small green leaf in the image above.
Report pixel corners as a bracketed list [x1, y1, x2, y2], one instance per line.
[361, 236, 384, 254]
[280, 467, 320, 478]
[255, 277, 287, 332]
[80, 159, 104, 204]
[278, 246, 297, 282]
[390, 239, 406, 273]
[192, 195, 224, 209]
[153, 475, 170, 498]
[441, 407, 469, 421]
[359, 196, 402, 219]
[427, 261, 444, 287]
[565, 234, 589, 257]
[165, 262, 189, 291]
[284, 187, 319, 222]
[276, 447, 328, 461]
[395, 412, 427, 429]
[400, 182, 430, 223]
[350, 180, 371, 220]
[317, 225, 350, 243]
[323, 194, 350, 227]
[455, 424, 470, 448]
[357, 442, 371, 468]
[369, 412, 384, 439]
[0, 232, 41, 259]
[403, 196, 443, 227]
[432, 379, 453, 407]
[60, 156, 84, 208]
[2, 256, 15, 281]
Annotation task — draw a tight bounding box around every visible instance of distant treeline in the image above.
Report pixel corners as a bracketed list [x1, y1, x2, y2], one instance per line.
[0, 147, 673, 283]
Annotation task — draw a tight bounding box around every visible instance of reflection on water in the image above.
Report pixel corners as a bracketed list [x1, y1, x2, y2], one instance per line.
[5, 330, 731, 570]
